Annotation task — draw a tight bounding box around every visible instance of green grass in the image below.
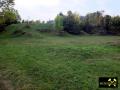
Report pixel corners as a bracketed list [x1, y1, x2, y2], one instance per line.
[0, 24, 120, 90]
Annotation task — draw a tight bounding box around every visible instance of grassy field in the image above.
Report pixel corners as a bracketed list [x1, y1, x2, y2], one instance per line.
[0, 24, 120, 90]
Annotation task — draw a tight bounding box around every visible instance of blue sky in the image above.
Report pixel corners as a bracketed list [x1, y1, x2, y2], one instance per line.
[14, 0, 120, 21]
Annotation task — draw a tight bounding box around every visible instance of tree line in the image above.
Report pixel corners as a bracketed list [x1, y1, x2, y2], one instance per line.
[0, 0, 120, 35]
[55, 11, 120, 35]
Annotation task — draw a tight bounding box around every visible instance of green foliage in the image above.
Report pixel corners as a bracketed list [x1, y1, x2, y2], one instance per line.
[111, 16, 120, 26]
[3, 9, 20, 24]
[55, 14, 64, 31]
[85, 11, 104, 26]
[0, 0, 21, 32]
[63, 11, 81, 34]
[103, 15, 111, 32]
[109, 16, 120, 35]
[78, 11, 120, 35]
[102, 15, 120, 35]
[0, 14, 5, 24]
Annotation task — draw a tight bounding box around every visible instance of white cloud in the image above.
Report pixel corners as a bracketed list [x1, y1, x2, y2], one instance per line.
[15, 0, 60, 8]
[73, 0, 88, 5]
[14, 0, 120, 21]
[14, 0, 61, 20]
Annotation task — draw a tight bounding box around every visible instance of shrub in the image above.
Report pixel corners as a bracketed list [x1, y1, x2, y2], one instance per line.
[24, 24, 31, 29]
[12, 30, 26, 36]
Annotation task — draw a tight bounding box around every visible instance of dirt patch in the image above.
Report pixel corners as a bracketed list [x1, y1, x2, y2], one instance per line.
[0, 76, 13, 90]
[107, 41, 120, 47]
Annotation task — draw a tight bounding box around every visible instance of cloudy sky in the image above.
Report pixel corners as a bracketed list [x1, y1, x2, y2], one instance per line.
[14, 0, 120, 21]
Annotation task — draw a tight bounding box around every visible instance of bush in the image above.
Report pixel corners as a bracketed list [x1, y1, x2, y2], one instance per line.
[24, 24, 31, 29]
[0, 25, 6, 32]
[12, 30, 26, 36]
[36, 29, 51, 33]
[12, 29, 32, 37]
[58, 30, 66, 36]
